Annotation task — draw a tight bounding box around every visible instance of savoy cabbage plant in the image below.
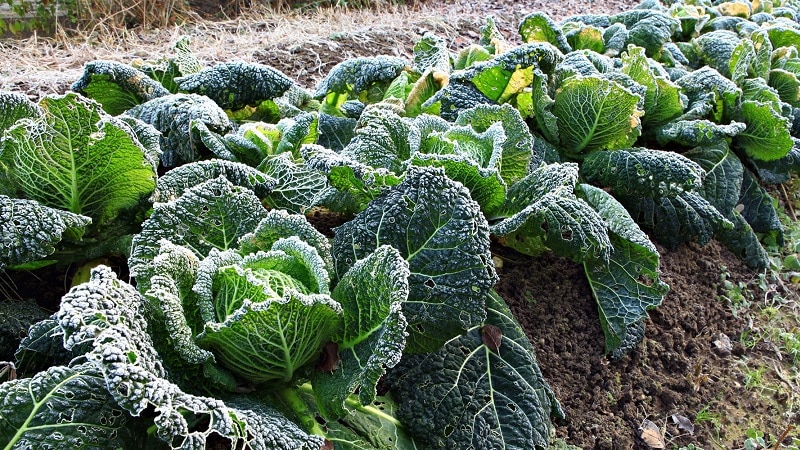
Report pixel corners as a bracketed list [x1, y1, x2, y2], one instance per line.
[6, 0, 800, 448]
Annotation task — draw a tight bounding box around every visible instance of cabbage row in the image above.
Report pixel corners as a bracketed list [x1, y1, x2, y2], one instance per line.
[2, 0, 800, 448]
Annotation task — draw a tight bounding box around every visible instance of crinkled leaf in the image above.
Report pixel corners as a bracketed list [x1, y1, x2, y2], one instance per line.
[312, 245, 410, 419]
[581, 148, 704, 198]
[176, 61, 295, 110]
[716, 212, 770, 269]
[769, 69, 800, 106]
[654, 119, 745, 147]
[315, 56, 408, 105]
[739, 169, 783, 244]
[342, 103, 418, 174]
[531, 72, 559, 144]
[71, 60, 170, 115]
[455, 104, 533, 186]
[685, 143, 743, 215]
[752, 140, 800, 184]
[411, 152, 506, 217]
[387, 290, 561, 450]
[676, 67, 741, 122]
[553, 75, 643, 156]
[58, 266, 326, 449]
[491, 189, 612, 262]
[302, 144, 402, 214]
[468, 43, 562, 104]
[152, 159, 275, 203]
[2, 93, 157, 230]
[519, 12, 572, 53]
[580, 184, 667, 357]
[333, 167, 497, 353]
[238, 209, 334, 275]
[734, 100, 793, 161]
[0, 91, 41, 135]
[0, 196, 91, 270]
[454, 45, 492, 71]
[565, 25, 605, 54]
[14, 318, 73, 376]
[129, 177, 268, 282]
[0, 362, 146, 449]
[693, 30, 741, 78]
[620, 45, 684, 127]
[198, 288, 341, 384]
[125, 93, 233, 167]
[500, 162, 579, 215]
[611, 10, 680, 56]
[414, 34, 451, 73]
[258, 152, 329, 213]
[623, 192, 732, 249]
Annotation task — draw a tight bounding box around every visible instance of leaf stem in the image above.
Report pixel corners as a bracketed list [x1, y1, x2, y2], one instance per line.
[296, 383, 404, 427]
[277, 386, 327, 437]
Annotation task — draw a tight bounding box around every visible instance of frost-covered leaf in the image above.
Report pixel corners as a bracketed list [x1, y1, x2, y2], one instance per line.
[388, 291, 561, 450]
[333, 167, 496, 353]
[0, 91, 41, 136]
[692, 30, 741, 78]
[129, 177, 268, 283]
[198, 278, 341, 384]
[491, 188, 612, 262]
[519, 12, 572, 53]
[414, 34, 451, 74]
[654, 119, 745, 147]
[0, 363, 146, 449]
[2, 93, 157, 230]
[611, 9, 680, 56]
[554, 75, 643, 156]
[176, 61, 295, 110]
[312, 245, 409, 419]
[152, 159, 275, 203]
[315, 56, 408, 112]
[125, 93, 232, 167]
[581, 148, 704, 198]
[342, 103, 418, 174]
[454, 104, 533, 186]
[258, 152, 329, 213]
[302, 144, 402, 214]
[676, 67, 741, 122]
[71, 60, 170, 115]
[0, 196, 90, 270]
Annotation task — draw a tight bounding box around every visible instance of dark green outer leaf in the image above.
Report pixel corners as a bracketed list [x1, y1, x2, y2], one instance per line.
[0, 299, 49, 360]
[685, 143, 743, 215]
[387, 290, 561, 450]
[332, 167, 497, 353]
[0, 90, 41, 135]
[129, 177, 268, 284]
[0, 363, 145, 449]
[176, 61, 295, 110]
[314, 56, 408, 98]
[581, 148, 704, 199]
[125, 93, 233, 167]
[152, 159, 276, 203]
[414, 33, 452, 74]
[739, 169, 783, 245]
[716, 212, 770, 269]
[623, 192, 731, 249]
[71, 60, 170, 115]
[312, 245, 410, 420]
[0, 196, 91, 270]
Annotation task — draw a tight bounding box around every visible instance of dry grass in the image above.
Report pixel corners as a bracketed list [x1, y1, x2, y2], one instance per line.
[0, 2, 476, 97]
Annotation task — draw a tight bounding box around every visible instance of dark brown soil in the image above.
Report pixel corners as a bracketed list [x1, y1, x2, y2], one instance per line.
[496, 239, 792, 449]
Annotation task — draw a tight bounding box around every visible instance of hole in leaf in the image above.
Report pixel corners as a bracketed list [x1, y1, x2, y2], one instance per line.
[315, 415, 327, 426]
[560, 226, 572, 241]
[444, 425, 454, 436]
[541, 220, 549, 233]
[424, 278, 435, 289]
[481, 324, 502, 353]
[315, 341, 340, 373]
[638, 274, 654, 287]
